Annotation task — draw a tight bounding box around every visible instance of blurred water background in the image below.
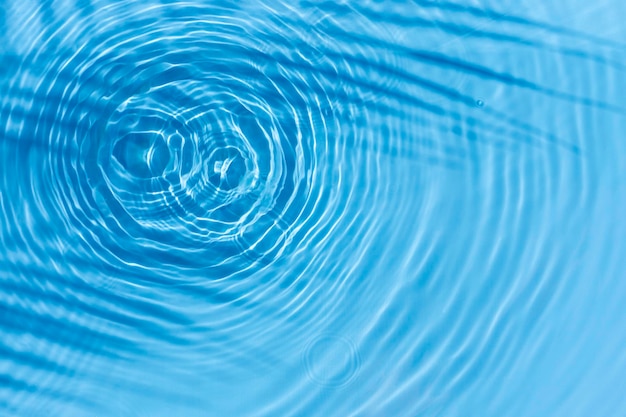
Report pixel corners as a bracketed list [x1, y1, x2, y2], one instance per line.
[1, 0, 626, 416]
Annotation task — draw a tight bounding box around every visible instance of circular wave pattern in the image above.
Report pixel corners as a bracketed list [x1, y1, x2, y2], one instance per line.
[1, 5, 394, 407]
[4, 4, 369, 283]
[304, 335, 360, 387]
[2, 1, 624, 416]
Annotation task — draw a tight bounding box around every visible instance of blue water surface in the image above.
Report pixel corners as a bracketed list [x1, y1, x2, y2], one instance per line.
[1, 1, 626, 416]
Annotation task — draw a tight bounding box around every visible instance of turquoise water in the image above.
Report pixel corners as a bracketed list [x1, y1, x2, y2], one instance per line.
[1, 1, 626, 416]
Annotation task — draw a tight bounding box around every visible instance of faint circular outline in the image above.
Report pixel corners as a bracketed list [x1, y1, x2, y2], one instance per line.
[303, 334, 360, 388]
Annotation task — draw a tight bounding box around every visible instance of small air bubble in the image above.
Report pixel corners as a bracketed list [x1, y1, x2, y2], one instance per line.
[476, 99, 484, 107]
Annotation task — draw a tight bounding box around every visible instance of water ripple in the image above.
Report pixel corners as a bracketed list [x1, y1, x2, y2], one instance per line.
[1, 0, 626, 416]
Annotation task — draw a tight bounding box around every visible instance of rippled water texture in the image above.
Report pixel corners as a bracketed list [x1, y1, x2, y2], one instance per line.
[1, 1, 626, 416]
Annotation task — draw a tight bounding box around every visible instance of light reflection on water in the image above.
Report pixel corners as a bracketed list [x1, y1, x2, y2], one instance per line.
[1, 1, 625, 416]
